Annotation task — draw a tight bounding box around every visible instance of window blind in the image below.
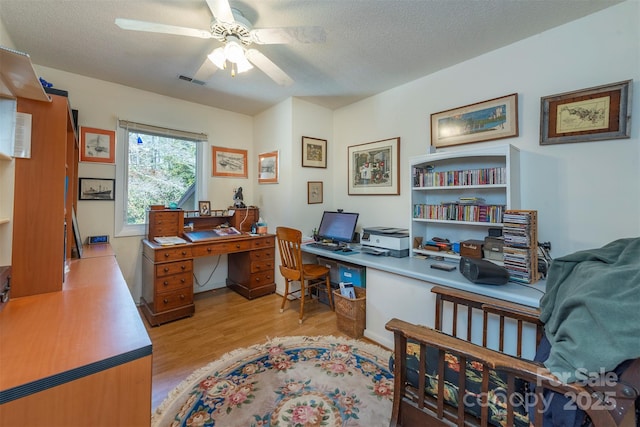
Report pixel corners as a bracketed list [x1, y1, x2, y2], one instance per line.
[118, 119, 208, 142]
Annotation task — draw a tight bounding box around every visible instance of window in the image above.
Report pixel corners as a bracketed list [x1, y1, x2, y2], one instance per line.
[115, 120, 207, 237]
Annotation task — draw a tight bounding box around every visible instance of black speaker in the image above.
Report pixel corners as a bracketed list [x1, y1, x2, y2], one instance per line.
[459, 257, 510, 285]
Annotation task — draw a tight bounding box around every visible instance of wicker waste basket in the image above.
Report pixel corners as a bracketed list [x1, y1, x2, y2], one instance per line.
[333, 287, 366, 338]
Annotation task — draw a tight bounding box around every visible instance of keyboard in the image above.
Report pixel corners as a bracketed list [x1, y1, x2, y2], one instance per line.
[307, 242, 342, 251]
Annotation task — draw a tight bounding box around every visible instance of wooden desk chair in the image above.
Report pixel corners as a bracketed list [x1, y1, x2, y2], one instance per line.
[276, 226, 334, 324]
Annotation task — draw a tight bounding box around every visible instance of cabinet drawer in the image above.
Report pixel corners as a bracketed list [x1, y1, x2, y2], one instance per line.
[155, 272, 192, 294]
[250, 247, 274, 261]
[248, 271, 274, 288]
[156, 259, 193, 277]
[252, 237, 275, 249]
[154, 247, 193, 262]
[153, 289, 193, 312]
[251, 260, 274, 273]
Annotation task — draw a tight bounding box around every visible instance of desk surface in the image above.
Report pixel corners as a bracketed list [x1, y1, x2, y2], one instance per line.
[302, 243, 545, 308]
[0, 253, 151, 402]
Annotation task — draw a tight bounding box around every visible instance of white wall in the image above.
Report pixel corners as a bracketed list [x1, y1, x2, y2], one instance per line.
[332, 1, 640, 258]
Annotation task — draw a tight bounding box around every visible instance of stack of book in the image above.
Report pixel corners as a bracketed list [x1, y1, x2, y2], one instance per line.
[502, 210, 539, 284]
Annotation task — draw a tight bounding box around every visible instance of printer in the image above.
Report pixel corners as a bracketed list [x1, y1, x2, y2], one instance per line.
[361, 227, 410, 257]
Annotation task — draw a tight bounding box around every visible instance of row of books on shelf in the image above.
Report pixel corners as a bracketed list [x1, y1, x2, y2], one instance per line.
[413, 166, 506, 187]
[413, 203, 505, 223]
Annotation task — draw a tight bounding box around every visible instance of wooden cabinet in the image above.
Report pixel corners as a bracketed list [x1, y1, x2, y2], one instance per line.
[142, 207, 275, 326]
[227, 236, 276, 299]
[11, 93, 78, 297]
[141, 243, 194, 326]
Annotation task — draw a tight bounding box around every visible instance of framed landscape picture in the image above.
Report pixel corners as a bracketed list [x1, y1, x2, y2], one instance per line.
[348, 137, 400, 195]
[540, 80, 632, 145]
[302, 136, 327, 168]
[430, 93, 518, 148]
[212, 146, 248, 178]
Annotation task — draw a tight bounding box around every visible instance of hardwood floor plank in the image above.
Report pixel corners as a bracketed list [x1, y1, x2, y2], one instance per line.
[143, 288, 351, 410]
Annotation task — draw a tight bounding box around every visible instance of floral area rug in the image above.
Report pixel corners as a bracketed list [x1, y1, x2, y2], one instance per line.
[153, 335, 394, 427]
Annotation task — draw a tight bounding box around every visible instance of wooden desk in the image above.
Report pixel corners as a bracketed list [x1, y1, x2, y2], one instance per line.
[141, 234, 275, 326]
[0, 248, 152, 426]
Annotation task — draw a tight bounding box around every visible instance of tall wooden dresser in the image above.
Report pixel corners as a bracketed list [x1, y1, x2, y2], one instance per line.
[141, 208, 275, 326]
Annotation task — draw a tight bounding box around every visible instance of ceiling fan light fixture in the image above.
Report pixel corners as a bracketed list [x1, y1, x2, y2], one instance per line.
[224, 36, 245, 64]
[207, 47, 226, 69]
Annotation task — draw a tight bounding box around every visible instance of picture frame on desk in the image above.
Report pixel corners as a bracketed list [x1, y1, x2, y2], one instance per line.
[430, 93, 518, 148]
[212, 146, 248, 178]
[79, 178, 115, 201]
[80, 127, 115, 163]
[348, 137, 400, 195]
[540, 80, 632, 145]
[302, 136, 327, 168]
[199, 201, 211, 216]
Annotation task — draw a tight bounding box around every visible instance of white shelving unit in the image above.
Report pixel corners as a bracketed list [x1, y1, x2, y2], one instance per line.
[410, 144, 520, 260]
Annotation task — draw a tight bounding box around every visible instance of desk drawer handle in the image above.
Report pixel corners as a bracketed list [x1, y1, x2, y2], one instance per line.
[180, 294, 185, 300]
[181, 278, 185, 283]
[163, 298, 168, 304]
[163, 267, 169, 273]
[181, 265, 186, 270]
[235, 244, 241, 248]
[255, 277, 261, 282]
[207, 247, 212, 252]
[163, 281, 169, 286]
[164, 253, 170, 258]
[181, 250, 187, 255]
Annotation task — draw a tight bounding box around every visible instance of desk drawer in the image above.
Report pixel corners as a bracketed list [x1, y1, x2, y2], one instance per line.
[252, 236, 275, 249]
[154, 247, 193, 262]
[248, 271, 274, 288]
[156, 260, 193, 277]
[155, 272, 192, 293]
[250, 247, 274, 261]
[251, 260, 274, 273]
[192, 240, 252, 257]
[153, 289, 193, 312]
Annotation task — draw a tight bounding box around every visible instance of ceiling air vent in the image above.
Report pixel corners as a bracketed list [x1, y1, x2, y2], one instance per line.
[178, 75, 206, 86]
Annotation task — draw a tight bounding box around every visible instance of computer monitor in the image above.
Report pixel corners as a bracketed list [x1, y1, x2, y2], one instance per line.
[317, 211, 359, 243]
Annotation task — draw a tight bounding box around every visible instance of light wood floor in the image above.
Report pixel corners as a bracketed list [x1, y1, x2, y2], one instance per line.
[142, 288, 349, 410]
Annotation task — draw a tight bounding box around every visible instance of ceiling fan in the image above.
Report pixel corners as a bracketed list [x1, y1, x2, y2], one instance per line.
[115, 0, 326, 86]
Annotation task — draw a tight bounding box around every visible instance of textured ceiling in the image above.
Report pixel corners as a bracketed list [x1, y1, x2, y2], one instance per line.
[0, 0, 623, 116]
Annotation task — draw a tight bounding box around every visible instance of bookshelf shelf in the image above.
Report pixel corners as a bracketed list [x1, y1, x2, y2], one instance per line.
[409, 144, 520, 259]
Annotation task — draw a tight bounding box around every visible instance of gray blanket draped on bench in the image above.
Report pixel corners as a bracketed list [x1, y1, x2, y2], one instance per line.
[540, 237, 640, 383]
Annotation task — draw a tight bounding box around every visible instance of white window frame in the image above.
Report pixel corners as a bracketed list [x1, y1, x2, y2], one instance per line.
[114, 121, 208, 237]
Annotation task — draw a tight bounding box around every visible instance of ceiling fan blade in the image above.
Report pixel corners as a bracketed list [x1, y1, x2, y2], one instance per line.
[205, 0, 234, 24]
[250, 27, 326, 44]
[192, 57, 219, 82]
[245, 49, 293, 86]
[115, 18, 212, 39]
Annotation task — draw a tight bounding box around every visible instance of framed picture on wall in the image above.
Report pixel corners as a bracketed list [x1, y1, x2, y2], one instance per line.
[540, 80, 632, 145]
[212, 146, 248, 177]
[258, 151, 278, 184]
[80, 127, 115, 163]
[430, 93, 518, 148]
[302, 136, 327, 168]
[307, 181, 323, 204]
[348, 137, 400, 195]
[78, 178, 115, 200]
